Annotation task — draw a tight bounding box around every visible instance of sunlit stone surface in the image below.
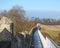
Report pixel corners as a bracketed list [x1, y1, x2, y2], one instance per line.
[0, 16, 12, 32]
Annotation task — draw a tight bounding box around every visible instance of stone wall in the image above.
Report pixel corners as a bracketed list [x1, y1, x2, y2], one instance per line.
[0, 16, 12, 32]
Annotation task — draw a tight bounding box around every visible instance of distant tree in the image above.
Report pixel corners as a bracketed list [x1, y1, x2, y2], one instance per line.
[0, 10, 8, 16]
[8, 6, 25, 20]
[1, 5, 60, 35]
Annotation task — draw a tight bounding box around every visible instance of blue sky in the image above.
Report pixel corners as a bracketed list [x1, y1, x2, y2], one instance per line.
[0, 0, 60, 11]
[0, 0, 60, 19]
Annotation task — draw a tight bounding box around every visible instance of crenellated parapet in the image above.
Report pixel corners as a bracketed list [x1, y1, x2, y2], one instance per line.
[0, 16, 14, 35]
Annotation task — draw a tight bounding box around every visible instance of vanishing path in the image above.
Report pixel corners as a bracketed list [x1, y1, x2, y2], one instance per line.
[30, 27, 60, 48]
[30, 29, 42, 48]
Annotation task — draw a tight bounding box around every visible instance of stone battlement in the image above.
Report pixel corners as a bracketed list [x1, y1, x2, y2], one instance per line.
[0, 16, 13, 32]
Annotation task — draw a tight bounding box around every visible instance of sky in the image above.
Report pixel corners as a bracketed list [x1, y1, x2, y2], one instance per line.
[0, 0, 60, 19]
